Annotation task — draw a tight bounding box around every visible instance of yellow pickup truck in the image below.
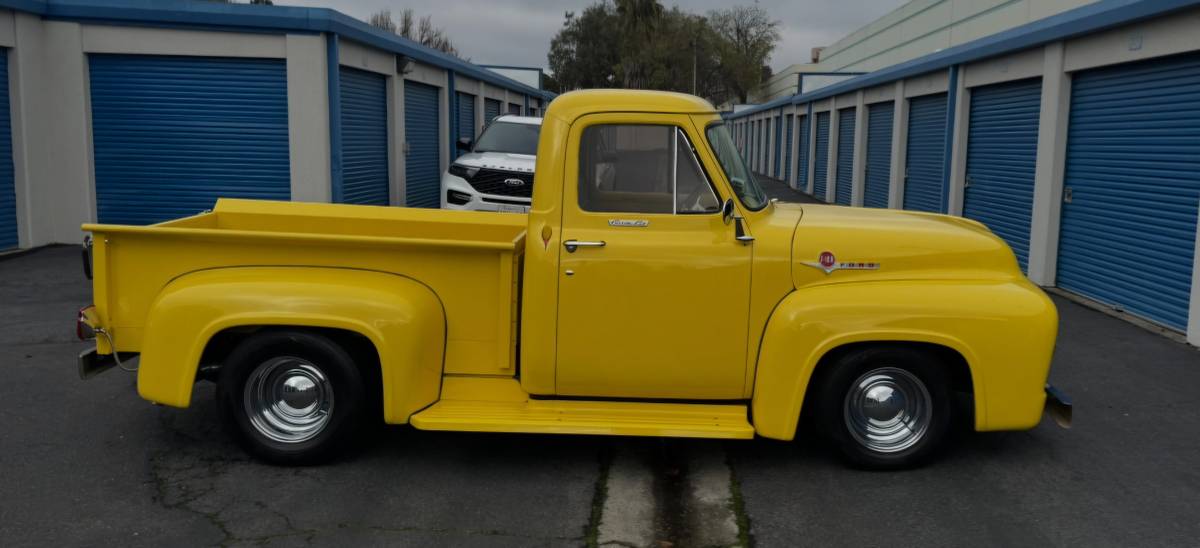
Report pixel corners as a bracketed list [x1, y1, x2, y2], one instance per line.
[77, 90, 1068, 469]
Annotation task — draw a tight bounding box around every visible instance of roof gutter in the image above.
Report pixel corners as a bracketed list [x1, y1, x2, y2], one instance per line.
[0, 0, 554, 101]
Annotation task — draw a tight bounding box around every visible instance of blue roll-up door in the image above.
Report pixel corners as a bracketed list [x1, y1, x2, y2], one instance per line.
[455, 91, 476, 159]
[89, 55, 290, 225]
[797, 115, 809, 191]
[762, 120, 769, 173]
[963, 78, 1042, 271]
[0, 50, 15, 250]
[1057, 53, 1200, 331]
[508, 103, 521, 115]
[744, 121, 753, 166]
[339, 66, 389, 206]
[404, 80, 441, 208]
[784, 114, 793, 185]
[744, 122, 751, 164]
[865, 102, 893, 208]
[752, 120, 760, 172]
[813, 111, 830, 200]
[903, 93, 948, 213]
[485, 98, 501, 124]
[835, 107, 856, 205]
[754, 120, 761, 173]
[773, 115, 782, 179]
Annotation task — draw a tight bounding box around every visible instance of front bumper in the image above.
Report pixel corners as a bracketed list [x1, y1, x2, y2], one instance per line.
[441, 174, 530, 213]
[1044, 384, 1072, 428]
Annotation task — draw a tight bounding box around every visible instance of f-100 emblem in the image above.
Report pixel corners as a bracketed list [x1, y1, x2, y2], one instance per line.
[800, 251, 880, 275]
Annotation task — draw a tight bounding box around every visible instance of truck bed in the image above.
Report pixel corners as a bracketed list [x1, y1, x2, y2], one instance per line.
[84, 198, 527, 375]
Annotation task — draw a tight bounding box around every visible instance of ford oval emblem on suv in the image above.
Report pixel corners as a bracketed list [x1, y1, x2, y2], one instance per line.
[504, 178, 526, 187]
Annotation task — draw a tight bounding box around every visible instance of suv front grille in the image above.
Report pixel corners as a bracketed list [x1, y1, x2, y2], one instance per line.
[465, 168, 534, 198]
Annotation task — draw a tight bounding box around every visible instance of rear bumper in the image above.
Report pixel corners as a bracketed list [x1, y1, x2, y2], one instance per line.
[1044, 383, 1072, 428]
[78, 347, 137, 380]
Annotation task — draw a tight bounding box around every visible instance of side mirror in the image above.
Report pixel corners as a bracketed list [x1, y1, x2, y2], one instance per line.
[456, 137, 473, 151]
[721, 198, 735, 225]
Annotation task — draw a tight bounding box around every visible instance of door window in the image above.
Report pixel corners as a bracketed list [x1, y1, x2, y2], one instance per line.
[578, 124, 720, 214]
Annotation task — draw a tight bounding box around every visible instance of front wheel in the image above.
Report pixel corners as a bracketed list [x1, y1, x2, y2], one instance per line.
[815, 346, 951, 469]
[216, 330, 367, 465]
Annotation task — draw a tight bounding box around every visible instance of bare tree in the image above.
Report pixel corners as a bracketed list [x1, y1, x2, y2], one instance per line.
[369, 9, 397, 33]
[368, 8, 459, 57]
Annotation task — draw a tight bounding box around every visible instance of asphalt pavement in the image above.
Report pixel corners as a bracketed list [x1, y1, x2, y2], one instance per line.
[2, 236, 1198, 547]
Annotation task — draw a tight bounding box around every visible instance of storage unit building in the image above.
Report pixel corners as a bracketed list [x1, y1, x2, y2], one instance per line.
[0, 0, 554, 253]
[726, 1, 1200, 346]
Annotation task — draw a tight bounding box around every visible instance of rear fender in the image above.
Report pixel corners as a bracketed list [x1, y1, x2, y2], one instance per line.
[137, 267, 445, 424]
[751, 279, 1057, 440]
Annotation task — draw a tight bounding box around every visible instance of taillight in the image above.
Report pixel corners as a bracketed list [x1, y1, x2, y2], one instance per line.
[81, 236, 93, 280]
[77, 305, 97, 341]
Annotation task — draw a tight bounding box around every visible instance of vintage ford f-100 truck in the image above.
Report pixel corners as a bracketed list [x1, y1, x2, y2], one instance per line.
[77, 90, 1069, 469]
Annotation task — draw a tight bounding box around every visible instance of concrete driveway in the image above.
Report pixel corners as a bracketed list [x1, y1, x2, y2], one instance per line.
[2, 245, 1198, 547]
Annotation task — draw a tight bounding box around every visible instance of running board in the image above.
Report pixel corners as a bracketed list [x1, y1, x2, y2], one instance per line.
[410, 377, 754, 439]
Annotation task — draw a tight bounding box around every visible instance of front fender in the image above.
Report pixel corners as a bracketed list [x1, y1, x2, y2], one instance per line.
[751, 279, 1057, 440]
[137, 267, 445, 424]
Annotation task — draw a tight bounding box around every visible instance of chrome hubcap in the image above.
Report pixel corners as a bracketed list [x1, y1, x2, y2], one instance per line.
[843, 367, 931, 454]
[244, 357, 334, 443]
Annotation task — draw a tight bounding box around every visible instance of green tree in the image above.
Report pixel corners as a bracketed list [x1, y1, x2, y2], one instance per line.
[548, 4, 621, 90]
[708, 5, 781, 104]
[547, 2, 778, 105]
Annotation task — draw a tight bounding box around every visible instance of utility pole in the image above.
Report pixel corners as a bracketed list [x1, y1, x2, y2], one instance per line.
[691, 38, 697, 95]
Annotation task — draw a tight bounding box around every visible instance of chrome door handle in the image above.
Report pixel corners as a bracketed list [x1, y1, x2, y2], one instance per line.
[563, 239, 606, 253]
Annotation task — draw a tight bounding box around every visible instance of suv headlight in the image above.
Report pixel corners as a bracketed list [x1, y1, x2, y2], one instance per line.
[448, 163, 478, 179]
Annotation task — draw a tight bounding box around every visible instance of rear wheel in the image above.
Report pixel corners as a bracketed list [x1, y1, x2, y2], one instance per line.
[217, 330, 367, 465]
[815, 346, 950, 469]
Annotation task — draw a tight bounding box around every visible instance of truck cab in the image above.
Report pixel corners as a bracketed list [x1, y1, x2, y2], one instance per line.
[78, 90, 1066, 469]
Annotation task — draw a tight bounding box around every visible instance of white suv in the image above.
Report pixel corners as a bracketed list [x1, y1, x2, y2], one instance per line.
[442, 115, 541, 213]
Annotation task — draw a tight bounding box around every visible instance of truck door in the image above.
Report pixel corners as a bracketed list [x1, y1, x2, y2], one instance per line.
[555, 115, 752, 399]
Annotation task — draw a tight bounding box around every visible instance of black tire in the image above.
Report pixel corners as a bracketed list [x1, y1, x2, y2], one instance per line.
[814, 346, 951, 470]
[216, 330, 367, 465]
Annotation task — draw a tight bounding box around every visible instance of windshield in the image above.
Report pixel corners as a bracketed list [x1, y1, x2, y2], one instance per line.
[705, 122, 768, 210]
[472, 121, 541, 155]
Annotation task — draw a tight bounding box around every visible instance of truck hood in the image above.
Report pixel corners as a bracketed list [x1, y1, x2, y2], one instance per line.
[453, 151, 536, 173]
[790, 204, 1022, 288]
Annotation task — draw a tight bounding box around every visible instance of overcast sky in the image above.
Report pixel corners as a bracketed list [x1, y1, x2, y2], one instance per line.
[280, 0, 907, 73]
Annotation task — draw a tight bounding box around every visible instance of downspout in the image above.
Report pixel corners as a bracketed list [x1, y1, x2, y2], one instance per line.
[941, 64, 959, 213]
